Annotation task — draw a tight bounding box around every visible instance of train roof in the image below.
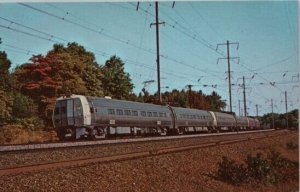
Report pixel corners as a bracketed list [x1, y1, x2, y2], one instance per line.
[172, 107, 211, 115]
[86, 96, 170, 112]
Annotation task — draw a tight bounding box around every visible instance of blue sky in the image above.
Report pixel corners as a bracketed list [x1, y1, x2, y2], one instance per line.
[0, 1, 299, 116]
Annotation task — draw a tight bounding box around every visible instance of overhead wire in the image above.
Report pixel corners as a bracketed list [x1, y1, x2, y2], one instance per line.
[9, 3, 297, 101]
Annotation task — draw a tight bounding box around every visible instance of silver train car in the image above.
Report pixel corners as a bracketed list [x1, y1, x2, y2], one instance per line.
[52, 95, 261, 140]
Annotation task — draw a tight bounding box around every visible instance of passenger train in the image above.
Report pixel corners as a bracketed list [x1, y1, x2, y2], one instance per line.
[52, 94, 260, 140]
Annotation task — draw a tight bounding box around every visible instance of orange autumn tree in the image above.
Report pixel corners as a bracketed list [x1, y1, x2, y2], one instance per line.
[14, 42, 104, 125]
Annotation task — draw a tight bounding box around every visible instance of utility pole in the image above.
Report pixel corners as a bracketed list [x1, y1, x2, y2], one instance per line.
[255, 104, 258, 118]
[187, 84, 192, 108]
[243, 76, 247, 116]
[238, 99, 241, 116]
[150, 2, 165, 104]
[216, 40, 239, 112]
[271, 99, 274, 129]
[285, 91, 288, 129]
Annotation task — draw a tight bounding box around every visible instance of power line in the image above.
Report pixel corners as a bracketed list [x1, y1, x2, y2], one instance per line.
[0, 24, 60, 44]
[19, 3, 156, 56]
[0, 42, 39, 55]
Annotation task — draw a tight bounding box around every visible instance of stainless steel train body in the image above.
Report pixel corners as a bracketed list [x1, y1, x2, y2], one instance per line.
[172, 107, 213, 133]
[87, 96, 173, 138]
[209, 111, 237, 131]
[53, 95, 261, 140]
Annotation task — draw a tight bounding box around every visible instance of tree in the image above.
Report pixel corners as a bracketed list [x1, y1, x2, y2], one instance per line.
[13, 42, 104, 125]
[0, 51, 13, 125]
[0, 51, 12, 91]
[102, 55, 134, 99]
[190, 90, 210, 110]
[205, 91, 226, 111]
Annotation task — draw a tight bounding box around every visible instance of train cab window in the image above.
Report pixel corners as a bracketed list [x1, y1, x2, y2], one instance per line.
[108, 109, 115, 115]
[74, 99, 83, 116]
[153, 112, 158, 117]
[116, 109, 123, 115]
[159, 112, 164, 117]
[163, 113, 167, 117]
[141, 111, 146, 116]
[124, 110, 131, 116]
[132, 110, 138, 116]
[54, 107, 59, 115]
[147, 112, 152, 117]
[61, 107, 66, 114]
[193, 115, 196, 119]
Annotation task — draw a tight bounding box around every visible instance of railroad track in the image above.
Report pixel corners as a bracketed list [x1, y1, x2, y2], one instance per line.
[0, 130, 286, 177]
[0, 129, 275, 152]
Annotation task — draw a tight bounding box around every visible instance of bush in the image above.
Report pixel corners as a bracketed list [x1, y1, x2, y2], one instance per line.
[217, 156, 247, 185]
[217, 150, 298, 185]
[0, 124, 57, 145]
[286, 142, 298, 150]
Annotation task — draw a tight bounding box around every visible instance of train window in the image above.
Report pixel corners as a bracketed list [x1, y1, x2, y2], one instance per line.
[153, 112, 158, 117]
[124, 110, 131, 116]
[132, 110, 138, 116]
[61, 107, 66, 114]
[193, 115, 196, 119]
[141, 111, 146, 116]
[116, 109, 123, 115]
[163, 113, 167, 117]
[159, 112, 164, 117]
[147, 112, 152, 117]
[54, 107, 59, 115]
[108, 109, 115, 115]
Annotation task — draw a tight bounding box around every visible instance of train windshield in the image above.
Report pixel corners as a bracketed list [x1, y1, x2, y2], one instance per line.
[53, 98, 83, 127]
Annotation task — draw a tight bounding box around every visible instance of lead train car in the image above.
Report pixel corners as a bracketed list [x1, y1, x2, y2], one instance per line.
[53, 95, 173, 139]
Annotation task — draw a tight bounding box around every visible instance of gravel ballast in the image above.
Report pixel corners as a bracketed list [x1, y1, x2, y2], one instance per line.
[0, 130, 298, 192]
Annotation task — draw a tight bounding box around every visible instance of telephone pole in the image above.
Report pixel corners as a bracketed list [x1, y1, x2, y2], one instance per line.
[217, 40, 239, 112]
[150, 2, 165, 104]
[271, 99, 274, 129]
[243, 76, 247, 116]
[238, 100, 241, 116]
[285, 91, 288, 129]
[187, 84, 192, 108]
[255, 104, 258, 118]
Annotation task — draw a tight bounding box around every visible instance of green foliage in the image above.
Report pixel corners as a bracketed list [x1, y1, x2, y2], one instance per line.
[217, 156, 247, 185]
[0, 124, 50, 144]
[0, 51, 12, 91]
[13, 42, 104, 125]
[102, 55, 134, 100]
[11, 117, 44, 131]
[246, 152, 275, 183]
[217, 150, 298, 185]
[260, 109, 298, 129]
[12, 92, 36, 119]
[0, 91, 14, 125]
[206, 91, 226, 111]
[286, 142, 298, 150]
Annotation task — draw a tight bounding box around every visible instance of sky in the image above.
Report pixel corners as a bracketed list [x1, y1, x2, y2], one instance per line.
[0, 1, 299, 116]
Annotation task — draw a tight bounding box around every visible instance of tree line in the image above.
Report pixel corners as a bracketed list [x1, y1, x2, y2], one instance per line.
[0, 42, 229, 130]
[0, 42, 298, 131]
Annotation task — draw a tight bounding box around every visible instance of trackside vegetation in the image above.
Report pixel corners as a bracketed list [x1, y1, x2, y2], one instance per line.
[217, 150, 298, 186]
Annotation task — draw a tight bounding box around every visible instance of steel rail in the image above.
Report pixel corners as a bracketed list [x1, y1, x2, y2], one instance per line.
[0, 129, 275, 152]
[0, 131, 285, 176]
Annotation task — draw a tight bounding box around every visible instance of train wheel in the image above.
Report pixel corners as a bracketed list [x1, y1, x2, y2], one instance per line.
[174, 128, 184, 135]
[92, 127, 107, 139]
[159, 127, 167, 136]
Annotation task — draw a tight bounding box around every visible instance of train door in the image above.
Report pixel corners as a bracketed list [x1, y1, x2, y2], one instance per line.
[167, 106, 176, 129]
[66, 99, 75, 126]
